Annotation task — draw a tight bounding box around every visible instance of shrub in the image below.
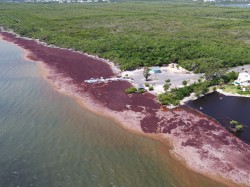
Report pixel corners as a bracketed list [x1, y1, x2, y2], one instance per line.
[221, 76, 230, 84]
[137, 88, 146, 94]
[163, 84, 170, 91]
[172, 100, 180, 106]
[202, 87, 209, 94]
[149, 86, 154, 91]
[158, 92, 177, 106]
[145, 83, 150, 87]
[218, 78, 225, 85]
[125, 87, 137, 94]
[195, 92, 201, 97]
[230, 120, 239, 126]
[235, 124, 244, 131]
[230, 120, 244, 132]
[208, 78, 220, 86]
[182, 80, 187, 86]
[221, 71, 238, 83]
[158, 93, 171, 105]
[165, 79, 171, 83]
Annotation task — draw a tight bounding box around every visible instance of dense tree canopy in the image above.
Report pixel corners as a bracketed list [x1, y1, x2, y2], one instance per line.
[0, 2, 249, 72]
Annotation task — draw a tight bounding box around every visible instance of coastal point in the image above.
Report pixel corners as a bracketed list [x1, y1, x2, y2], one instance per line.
[1, 31, 249, 186]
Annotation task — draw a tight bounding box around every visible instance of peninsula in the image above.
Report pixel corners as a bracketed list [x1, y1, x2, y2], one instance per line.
[0, 2, 250, 186]
[1, 29, 250, 186]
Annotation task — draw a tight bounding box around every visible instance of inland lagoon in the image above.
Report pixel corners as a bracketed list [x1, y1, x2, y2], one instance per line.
[0, 37, 226, 186]
[187, 92, 250, 144]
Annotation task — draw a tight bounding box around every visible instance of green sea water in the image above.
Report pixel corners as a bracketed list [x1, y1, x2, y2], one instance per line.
[0, 39, 224, 187]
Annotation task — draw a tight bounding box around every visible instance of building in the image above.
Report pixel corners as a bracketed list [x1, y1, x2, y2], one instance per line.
[234, 72, 250, 86]
[149, 67, 161, 74]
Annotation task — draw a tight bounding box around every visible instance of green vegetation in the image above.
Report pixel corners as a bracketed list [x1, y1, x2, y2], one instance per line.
[158, 92, 180, 106]
[217, 71, 250, 95]
[163, 83, 171, 91]
[143, 67, 150, 81]
[125, 86, 137, 94]
[230, 120, 244, 132]
[125, 86, 145, 94]
[149, 86, 154, 91]
[0, 2, 249, 71]
[137, 88, 146, 93]
[237, 89, 250, 95]
[220, 84, 239, 93]
[213, 86, 217, 92]
[182, 80, 187, 86]
[144, 83, 150, 87]
[158, 71, 238, 105]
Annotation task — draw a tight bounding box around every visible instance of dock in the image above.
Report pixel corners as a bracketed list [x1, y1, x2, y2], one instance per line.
[84, 77, 132, 84]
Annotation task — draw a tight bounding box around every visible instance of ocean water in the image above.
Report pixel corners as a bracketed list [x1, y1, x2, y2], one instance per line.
[0, 39, 224, 187]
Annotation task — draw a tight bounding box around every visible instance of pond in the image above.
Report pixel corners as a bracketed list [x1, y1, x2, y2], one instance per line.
[187, 92, 250, 144]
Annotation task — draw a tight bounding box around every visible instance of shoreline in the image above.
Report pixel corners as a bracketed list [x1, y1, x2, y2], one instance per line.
[217, 89, 250, 98]
[1, 31, 250, 187]
[26, 63, 238, 187]
[0, 27, 121, 77]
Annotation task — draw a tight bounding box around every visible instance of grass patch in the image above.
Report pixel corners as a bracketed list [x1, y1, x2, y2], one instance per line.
[221, 84, 250, 95]
[220, 84, 240, 94]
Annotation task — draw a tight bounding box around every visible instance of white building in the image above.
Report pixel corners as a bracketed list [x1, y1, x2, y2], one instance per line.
[234, 72, 250, 86]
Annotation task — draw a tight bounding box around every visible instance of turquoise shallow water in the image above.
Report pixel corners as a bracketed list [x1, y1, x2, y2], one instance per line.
[0, 39, 224, 187]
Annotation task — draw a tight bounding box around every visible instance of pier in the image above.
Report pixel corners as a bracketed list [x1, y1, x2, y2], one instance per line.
[84, 77, 132, 84]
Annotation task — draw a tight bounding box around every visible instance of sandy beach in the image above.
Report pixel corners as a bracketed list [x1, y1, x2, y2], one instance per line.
[1, 30, 250, 187]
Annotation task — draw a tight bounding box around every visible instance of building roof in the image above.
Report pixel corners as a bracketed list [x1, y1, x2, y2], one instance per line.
[237, 72, 250, 83]
[149, 67, 161, 74]
[241, 82, 250, 87]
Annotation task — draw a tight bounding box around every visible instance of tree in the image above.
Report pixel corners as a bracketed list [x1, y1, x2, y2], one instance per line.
[213, 87, 217, 92]
[226, 71, 238, 81]
[163, 83, 170, 91]
[143, 67, 150, 81]
[182, 80, 187, 86]
[218, 78, 224, 86]
[203, 59, 227, 80]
